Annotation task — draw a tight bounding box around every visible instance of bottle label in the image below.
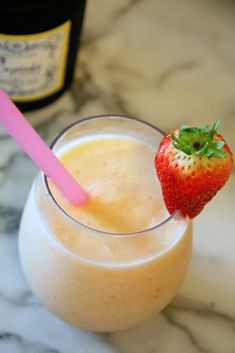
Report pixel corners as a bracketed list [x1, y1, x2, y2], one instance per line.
[0, 21, 71, 102]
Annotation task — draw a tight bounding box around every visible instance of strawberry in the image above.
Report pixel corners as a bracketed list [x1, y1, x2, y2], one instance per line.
[155, 118, 233, 218]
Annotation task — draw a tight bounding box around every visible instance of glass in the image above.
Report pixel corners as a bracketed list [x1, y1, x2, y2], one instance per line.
[19, 115, 192, 332]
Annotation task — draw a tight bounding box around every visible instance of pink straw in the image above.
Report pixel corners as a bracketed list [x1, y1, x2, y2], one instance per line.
[0, 88, 88, 205]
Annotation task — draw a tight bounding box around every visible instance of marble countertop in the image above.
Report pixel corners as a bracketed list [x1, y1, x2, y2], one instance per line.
[0, 0, 235, 352]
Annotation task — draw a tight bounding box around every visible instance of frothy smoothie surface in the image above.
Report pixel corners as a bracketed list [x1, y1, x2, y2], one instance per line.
[49, 135, 167, 234]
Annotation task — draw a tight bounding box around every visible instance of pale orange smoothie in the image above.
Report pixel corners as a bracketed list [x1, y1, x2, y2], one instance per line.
[19, 116, 192, 332]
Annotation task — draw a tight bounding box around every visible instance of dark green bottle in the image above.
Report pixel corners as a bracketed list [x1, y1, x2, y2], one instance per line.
[0, 0, 86, 111]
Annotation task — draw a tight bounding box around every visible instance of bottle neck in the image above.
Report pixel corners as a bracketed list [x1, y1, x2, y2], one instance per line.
[0, 0, 66, 11]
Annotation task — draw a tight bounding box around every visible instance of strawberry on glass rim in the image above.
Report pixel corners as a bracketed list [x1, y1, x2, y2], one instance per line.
[155, 118, 233, 219]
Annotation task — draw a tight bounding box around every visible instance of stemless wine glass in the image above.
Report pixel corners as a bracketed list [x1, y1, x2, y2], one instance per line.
[19, 115, 192, 332]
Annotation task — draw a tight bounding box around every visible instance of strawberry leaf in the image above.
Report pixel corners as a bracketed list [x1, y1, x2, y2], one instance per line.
[171, 118, 227, 158]
[212, 141, 225, 149]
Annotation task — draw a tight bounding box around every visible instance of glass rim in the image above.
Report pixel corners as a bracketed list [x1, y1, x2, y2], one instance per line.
[42, 114, 180, 238]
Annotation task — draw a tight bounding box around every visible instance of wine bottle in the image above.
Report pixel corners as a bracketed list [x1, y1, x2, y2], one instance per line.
[0, 0, 86, 111]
